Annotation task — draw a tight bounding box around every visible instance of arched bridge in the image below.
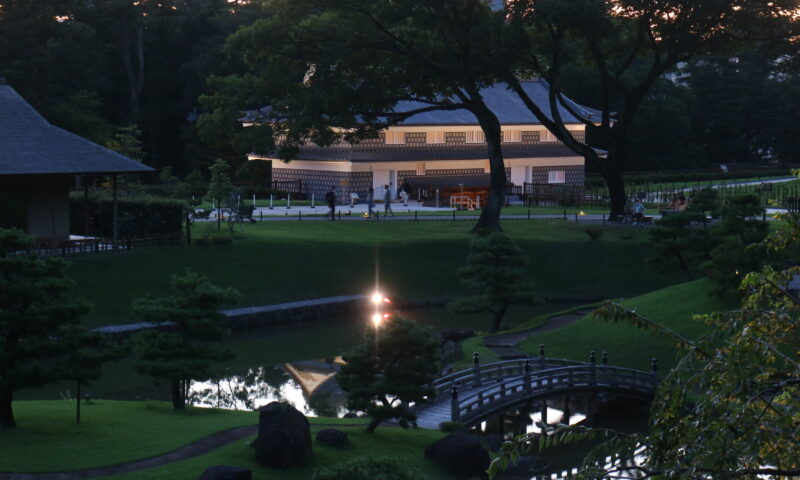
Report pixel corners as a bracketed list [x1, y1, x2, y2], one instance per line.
[415, 347, 659, 429]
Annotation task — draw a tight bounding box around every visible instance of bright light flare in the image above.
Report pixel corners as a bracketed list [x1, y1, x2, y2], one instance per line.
[371, 292, 383, 304]
[372, 313, 383, 328]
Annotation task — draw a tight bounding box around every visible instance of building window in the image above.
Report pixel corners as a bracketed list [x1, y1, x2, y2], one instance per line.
[404, 132, 427, 145]
[571, 131, 586, 142]
[521, 131, 541, 144]
[359, 133, 386, 145]
[444, 132, 466, 145]
[548, 170, 566, 184]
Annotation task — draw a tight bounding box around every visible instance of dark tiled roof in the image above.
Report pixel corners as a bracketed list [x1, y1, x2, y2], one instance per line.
[242, 80, 599, 126]
[0, 85, 154, 175]
[261, 142, 579, 163]
[393, 80, 594, 125]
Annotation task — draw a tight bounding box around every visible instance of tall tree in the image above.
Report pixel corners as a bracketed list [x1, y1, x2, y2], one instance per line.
[501, 0, 797, 218]
[338, 317, 441, 433]
[449, 232, 538, 333]
[206, 158, 234, 231]
[132, 270, 241, 410]
[0, 229, 95, 429]
[200, 0, 518, 232]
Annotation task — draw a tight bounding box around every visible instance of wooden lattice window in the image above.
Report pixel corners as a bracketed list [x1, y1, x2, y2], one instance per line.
[521, 131, 541, 144]
[359, 133, 386, 145]
[404, 132, 427, 144]
[444, 132, 467, 145]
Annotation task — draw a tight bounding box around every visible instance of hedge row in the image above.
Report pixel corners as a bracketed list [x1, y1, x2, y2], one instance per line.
[69, 194, 187, 239]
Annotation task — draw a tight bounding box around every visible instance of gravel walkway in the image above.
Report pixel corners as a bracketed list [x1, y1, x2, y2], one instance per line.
[484, 310, 593, 359]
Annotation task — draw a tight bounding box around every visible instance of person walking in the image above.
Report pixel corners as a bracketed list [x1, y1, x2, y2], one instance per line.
[324, 188, 337, 220]
[383, 184, 394, 217]
[367, 187, 375, 218]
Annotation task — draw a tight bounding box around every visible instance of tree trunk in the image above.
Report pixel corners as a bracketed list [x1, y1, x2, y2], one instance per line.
[170, 379, 185, 410]
[472, 110, 506, 234]
[0, 388, 16, 430]
[76, 381, 81, 424]
[601, 161, 627, 220]
[491, 301, 510, 333]
[365, 416, 382, 434]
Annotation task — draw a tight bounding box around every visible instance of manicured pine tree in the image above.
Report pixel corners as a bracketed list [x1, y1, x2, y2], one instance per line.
[132, 270, 241, 410]
[0, 229, 97, 430]
[449, 232, 538, 333]
[337, 317, 441, 433]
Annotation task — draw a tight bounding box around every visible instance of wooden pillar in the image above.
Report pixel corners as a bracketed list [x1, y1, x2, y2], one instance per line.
[83, 176, 90, 237]
[112, 174, 118, 243]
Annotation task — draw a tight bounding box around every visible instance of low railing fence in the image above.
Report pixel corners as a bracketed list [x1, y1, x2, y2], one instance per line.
[10, 233, 184, 258]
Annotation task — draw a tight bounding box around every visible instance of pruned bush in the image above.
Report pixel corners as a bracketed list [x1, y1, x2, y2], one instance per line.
[312, 457, 424, 480]
[585, 228, 604, 241]
[439, 421, 464, 432]
[70, 193, 186, 239]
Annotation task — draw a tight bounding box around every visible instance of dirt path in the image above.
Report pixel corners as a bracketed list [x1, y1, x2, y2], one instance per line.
[0, 423, 367, 480]
[483, 310, 593, 359]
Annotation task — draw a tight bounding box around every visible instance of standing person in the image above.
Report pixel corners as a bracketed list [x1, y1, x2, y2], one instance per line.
[383, 184, 394, 217]
[367, 187, 375, 218]
[633, 200, 645, 224]
[325, 188, 337, 220]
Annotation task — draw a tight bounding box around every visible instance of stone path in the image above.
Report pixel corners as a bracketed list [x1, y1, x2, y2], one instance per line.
[0, 423, 366, 480]
[484, 310, 593, 359]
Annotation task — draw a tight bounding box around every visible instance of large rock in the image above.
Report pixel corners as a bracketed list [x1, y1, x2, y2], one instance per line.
[254, 402, 312, 468]
[315, 428, 349, 448]
[198, 465, 252, 480]
[424, 432, 490, 479]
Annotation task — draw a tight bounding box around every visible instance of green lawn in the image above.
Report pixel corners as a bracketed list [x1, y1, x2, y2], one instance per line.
[516, 278, 734, 370]
[100, 427, 452, 480]
[67, 221, 681, 327]
[0, 400, 450, 479]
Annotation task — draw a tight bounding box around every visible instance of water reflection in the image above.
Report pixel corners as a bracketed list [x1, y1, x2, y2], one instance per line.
[189, 360, 349, 417]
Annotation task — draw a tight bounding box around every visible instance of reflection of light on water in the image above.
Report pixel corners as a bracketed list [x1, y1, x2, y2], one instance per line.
[527, 407, 587, 434]
[188, 365, 348, 417]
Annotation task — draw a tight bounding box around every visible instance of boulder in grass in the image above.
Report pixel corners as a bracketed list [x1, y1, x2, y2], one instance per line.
[253, 402, 312, 468]
[198, 465, 252, 480]
[424, 432, 490, 479]
[316, 428, 349, 448]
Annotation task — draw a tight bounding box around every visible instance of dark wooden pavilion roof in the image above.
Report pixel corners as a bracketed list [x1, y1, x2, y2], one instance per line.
[0, 84, 154, 176]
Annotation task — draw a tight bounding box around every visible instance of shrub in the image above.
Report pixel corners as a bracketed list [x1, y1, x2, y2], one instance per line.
[312, 457, 424, 480]
[69, 193, 186, 239]
[439, 421, 464, 432]
[585, 228, 604, 241]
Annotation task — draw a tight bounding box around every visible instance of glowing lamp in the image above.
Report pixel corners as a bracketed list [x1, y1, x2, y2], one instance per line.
[371, 292, 383, 304]
[372, 313, 383, 328]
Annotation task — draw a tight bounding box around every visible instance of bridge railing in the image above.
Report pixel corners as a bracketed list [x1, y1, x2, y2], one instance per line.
[432, 350, 587, 399]
[452, 364, 658, 424]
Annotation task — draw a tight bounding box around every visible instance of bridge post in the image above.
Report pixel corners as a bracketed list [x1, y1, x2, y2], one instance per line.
[472, 352, 481, 387]
[523, 359, 531, 392]
[590, 350, 597, 385]
[450, 385, 460, 422]
[651, 357, 658, 375]
[538, 344, 545, 369]
[500, 382, 506, 398]
[601, 351, 608, 365]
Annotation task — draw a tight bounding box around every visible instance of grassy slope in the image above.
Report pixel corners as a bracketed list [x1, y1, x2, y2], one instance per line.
[518, 279, 734, 370]
[67, 221, 680, 327]
[0, 401, 364, 473]
[100, 428, 452, 480]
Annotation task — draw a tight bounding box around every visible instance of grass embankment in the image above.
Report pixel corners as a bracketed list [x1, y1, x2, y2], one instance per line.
[517, 279, 733, 370]
[457, 279, 734, 371]
[0, 400, 450, 479]
[100, 427, 451, 480]
[67, 221, 680, 327]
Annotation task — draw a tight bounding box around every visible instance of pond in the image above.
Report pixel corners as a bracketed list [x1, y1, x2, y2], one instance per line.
[22, 303, 574, 406]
